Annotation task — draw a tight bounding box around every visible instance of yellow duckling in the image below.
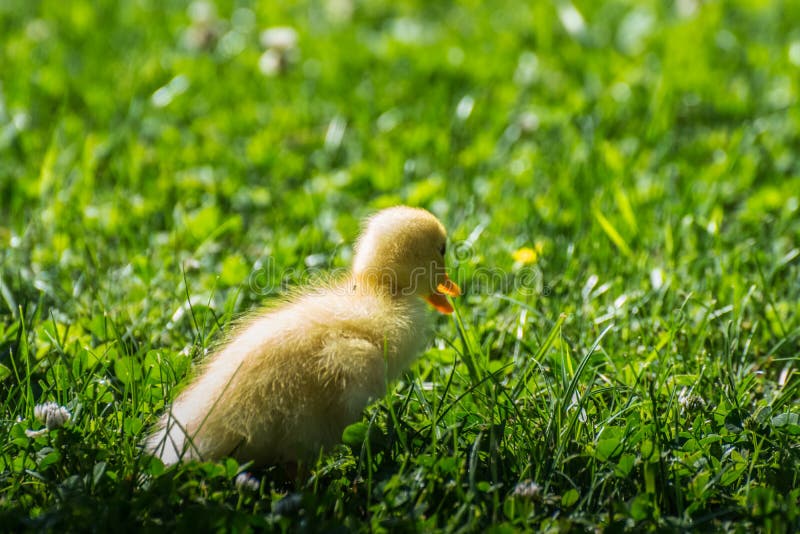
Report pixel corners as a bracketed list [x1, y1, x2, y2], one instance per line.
[146, 206, 460, 466]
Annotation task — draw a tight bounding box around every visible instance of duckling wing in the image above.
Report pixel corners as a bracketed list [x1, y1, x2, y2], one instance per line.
[317, 335, 389, 419]
[228, 334, 389, 463]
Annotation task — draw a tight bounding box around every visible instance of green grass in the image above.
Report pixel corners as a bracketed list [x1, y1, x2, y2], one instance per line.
[2, 0, 800, 531]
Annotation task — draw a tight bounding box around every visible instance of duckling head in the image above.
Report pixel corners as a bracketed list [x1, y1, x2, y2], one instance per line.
[353, 206, 461, 313]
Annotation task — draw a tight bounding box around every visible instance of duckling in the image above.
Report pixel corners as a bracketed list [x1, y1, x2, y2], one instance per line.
[146, 206, 460, 466]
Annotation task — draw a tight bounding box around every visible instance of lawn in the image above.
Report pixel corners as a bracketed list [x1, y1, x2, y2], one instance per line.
[1, 0, 799, 531]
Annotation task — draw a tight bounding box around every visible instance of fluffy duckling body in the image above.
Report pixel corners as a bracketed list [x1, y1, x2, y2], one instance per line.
[146, 206, 460, 465]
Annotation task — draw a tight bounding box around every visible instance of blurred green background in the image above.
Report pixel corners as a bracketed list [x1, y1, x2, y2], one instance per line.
[2, 0, 799, 310]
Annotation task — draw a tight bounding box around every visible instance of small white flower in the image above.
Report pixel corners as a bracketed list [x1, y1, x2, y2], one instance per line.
[678, 387, 707, 413]
[235, 472, 260, 492]
[518, 111, 540, 133]
[188, 0, 216, 24]
[33, 401, 71, 430]
[260, 27, 298, 51]
[257, 26, 299, 76]
[259, 50, 283, 76]
[512, 480, 542, 499]
[25, 428, 48, 439]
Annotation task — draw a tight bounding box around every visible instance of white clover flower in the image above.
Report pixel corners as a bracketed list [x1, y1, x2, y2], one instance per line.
[258, 50, 283, 76]
[182, 1, 221, 52]
[33, 401, 71, 430]
[512, 480, 542, 500]
[188, 0, 216, 24]
[235, 472, 260, 492]
[257, 26, 299, 76]
[260, 27, 298, 51]
[678, 387, 707, 413]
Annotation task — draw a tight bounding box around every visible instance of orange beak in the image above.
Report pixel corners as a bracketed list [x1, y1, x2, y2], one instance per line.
[425, 274, 461, 314]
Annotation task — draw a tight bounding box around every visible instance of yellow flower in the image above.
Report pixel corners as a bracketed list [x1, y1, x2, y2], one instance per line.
[512, 242, 544, 264]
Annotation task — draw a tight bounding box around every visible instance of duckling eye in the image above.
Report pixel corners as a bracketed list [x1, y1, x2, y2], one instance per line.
[439, 243, 446, 256]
